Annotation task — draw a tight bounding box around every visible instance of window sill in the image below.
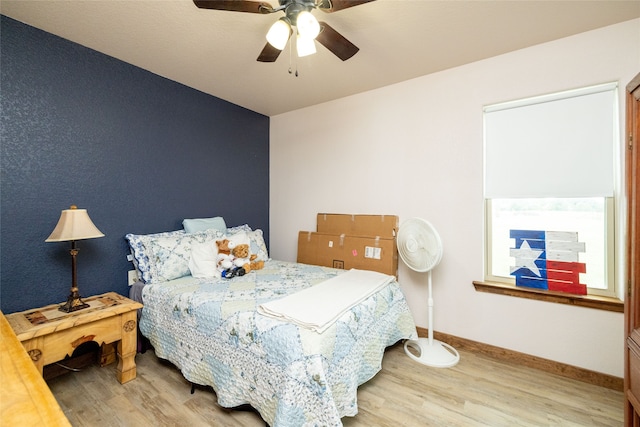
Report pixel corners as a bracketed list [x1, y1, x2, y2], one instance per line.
[472, 281, 623, 313]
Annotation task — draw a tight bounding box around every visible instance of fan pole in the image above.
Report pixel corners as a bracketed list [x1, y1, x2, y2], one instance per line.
[427, 270, 434, 346]
[403, 270, 460, 368]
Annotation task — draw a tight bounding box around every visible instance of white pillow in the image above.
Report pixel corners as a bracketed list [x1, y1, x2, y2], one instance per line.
[189, 240, 220, 278]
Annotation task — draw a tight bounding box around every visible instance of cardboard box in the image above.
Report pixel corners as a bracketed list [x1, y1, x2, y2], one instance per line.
[297, 231, 398, 277]
[316, 213, 398, 239]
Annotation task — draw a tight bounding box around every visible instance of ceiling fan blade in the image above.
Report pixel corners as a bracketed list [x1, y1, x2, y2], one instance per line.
[193, 0, 274, 14]
[315, 21, 359, 61]
[317, 0, 375, 13]
[257, 42, 283, 62]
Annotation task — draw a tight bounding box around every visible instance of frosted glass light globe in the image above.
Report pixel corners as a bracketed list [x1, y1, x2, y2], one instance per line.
[266, 19, 291, 50]
[296, 11, 320, 39]
[296, 34, 316, 57]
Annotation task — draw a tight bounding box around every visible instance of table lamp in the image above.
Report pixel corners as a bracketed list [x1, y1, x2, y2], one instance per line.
[46, 205, 105, 312]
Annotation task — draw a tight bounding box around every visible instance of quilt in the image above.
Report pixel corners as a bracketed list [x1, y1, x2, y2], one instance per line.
[139, 259, 417, 427]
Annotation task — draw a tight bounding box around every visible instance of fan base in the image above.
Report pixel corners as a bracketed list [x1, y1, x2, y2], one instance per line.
[404, 338, 460, 368]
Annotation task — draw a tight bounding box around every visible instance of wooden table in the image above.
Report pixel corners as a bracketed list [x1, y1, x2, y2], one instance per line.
[4, 292, 143, 384]
[1, 311, 71, 426]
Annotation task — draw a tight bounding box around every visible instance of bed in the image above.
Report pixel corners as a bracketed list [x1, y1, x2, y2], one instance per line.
[126, 220, 417, 427]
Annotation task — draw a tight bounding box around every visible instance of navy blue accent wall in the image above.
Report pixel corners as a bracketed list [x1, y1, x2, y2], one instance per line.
[0, 16, 270, 313]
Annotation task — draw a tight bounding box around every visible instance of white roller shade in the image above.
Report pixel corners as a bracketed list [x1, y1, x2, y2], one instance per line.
[484, 83, 617, 198]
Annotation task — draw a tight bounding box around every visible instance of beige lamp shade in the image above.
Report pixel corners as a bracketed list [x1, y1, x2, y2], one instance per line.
[45, 205, 105, 242]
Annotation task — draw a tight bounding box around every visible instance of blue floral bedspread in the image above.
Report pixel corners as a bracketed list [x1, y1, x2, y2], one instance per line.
[139, 260, 417, 427]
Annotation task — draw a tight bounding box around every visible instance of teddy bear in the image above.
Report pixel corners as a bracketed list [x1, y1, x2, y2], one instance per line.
[216, 238, 249, 278]
[231, 243, 264, 273]
[215, 239, 235, 275]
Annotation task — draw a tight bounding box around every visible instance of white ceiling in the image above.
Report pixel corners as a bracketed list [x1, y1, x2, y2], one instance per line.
[1, 0, 639, 116]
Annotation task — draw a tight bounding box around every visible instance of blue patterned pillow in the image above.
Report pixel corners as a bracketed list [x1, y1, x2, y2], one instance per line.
[126, 228, 223, 283]
[145, 229, 223, 283]
[248, 229, 269, 261]
[126, 230, 185, 283]
[226, 224, 252, 234]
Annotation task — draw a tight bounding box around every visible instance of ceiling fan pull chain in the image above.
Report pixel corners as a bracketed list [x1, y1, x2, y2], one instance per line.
[288, 33, 293, 74]
[287, 29, 298, 77]
[293, 28, 299, 76]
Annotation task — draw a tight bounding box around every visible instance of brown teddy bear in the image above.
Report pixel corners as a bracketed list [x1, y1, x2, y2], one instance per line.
[231, 243, 264, 273]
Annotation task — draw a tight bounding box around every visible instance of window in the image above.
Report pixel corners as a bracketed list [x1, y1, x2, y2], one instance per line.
[483, 83, 618, 298]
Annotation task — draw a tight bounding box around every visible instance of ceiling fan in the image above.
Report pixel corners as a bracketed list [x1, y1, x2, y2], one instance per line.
[193, 0, 375, 62]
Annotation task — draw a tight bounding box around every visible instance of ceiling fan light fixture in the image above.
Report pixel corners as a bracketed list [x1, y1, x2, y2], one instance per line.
[296, 34, 316, 57]
[296, 10, 320, 39]
[266, 18, 291, 50]
[194, 0, 372, 63]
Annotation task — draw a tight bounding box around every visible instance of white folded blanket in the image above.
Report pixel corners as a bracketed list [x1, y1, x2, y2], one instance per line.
[258, 268, 395, 333]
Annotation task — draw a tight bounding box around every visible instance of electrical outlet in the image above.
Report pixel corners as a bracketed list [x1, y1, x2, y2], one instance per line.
[127, 270, 139, 286]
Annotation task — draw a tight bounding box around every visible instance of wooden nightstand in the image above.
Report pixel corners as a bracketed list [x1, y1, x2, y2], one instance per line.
[4, 292, 142, 384]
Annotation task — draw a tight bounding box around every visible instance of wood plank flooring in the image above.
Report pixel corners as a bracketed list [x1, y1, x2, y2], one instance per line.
[46, 342, 623, 426]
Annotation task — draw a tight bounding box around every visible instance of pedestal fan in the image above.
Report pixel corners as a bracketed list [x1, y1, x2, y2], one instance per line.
[397, 218, 460, 368]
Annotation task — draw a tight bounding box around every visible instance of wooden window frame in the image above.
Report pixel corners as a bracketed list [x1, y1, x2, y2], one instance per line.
[473, 280, 623, 313]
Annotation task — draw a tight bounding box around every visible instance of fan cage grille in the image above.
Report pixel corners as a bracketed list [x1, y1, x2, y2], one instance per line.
[397, 218, 443, 272]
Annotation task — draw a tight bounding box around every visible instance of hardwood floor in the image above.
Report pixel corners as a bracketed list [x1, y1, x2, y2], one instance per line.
[47, 342, 623, 426]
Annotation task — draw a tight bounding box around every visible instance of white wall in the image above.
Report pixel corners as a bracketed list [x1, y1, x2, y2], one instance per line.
[270, 19, 640, 377]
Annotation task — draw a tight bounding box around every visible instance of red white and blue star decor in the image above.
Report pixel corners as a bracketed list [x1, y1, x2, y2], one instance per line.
[510, 229, 587, 295]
